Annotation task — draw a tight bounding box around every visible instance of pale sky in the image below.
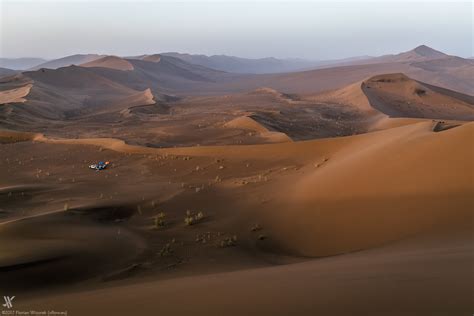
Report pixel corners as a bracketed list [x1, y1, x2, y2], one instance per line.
[0, 0, 472, 59]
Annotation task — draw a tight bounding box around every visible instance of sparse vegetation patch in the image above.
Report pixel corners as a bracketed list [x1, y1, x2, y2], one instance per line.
[184, 210, 205, 226]
[154, 212, 166, 228]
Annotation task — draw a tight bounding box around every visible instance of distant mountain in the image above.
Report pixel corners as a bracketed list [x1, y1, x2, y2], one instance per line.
[299, 47, 474, 93]
[30, 54, 105, 70]
[0, 54, 227, 122]
[337, 45, 448, 66]
[158, 47, 451, 74]
[411, 45, 448, 58]
[1, 44, 473, 130]
[0, 67, 19, 78]
[159, 53, 321, 74]
[1, 45, 471, 124]
[127, 47, 474, 96]
[374, 45, 448, 63]
[80, 55, 225, 95]
[0, 58, 47, 70]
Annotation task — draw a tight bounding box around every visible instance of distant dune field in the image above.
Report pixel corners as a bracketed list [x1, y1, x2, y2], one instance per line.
[0, 45, 472, 315]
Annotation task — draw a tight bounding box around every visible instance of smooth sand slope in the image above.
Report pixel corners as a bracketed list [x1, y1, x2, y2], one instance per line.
[308, 80, 374, 112]
[0, 84, 32, 103]
[309, 73, 474, 126]
[141, 54, 162, 63]
[1, 119, 471, 315]
[81, 56, 135, 71]
[363, 73, 474, 120]
[223, 116, 292, 143]
[19, 230, 473, 316]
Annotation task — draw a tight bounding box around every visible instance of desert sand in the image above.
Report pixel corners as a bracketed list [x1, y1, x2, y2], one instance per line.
[0, 84, 32, 103]
[0, 45, 472, 315]
[81, 56, 135, 71]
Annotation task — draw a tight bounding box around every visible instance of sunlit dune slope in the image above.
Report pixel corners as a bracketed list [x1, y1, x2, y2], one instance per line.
[81, 56, 134, 71]
[0, 84, 32, 104]
[363, 73, 474, 120]
[3, 119, 472, 316]
[309, 73, 474, 122]
[223, 115, 292, 143]
[4, 119, 470, 257]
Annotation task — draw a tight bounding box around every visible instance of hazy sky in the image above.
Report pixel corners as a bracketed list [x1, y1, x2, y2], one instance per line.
[0, 0, 472, 59]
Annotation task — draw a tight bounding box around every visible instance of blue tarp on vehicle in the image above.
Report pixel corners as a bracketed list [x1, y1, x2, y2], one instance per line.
[89, 161, 110, 171]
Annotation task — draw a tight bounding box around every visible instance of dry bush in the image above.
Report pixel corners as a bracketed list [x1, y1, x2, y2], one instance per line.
[219, 235, 237, 248]
[154, 212, 166, 228]
[159, 243, 173, 257]
[184, 210, 205, 226]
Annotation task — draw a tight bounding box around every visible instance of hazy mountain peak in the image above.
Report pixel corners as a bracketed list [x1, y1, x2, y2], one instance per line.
[30, 54, 105, 70]
[412, 45, 447, 58]
[0, 57, 48, 70]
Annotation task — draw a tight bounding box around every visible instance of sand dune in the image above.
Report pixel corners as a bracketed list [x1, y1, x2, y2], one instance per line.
[0, 67, 146, 122]
[1, 71, 468, 147]
[141, 54, 162, 63]
[2, 119, 472, 315]
[118, 88, 156, 116]
[19, 229, 472, 316]
[81, 56, 134, 71]
[31, 54, 105, 70]
[0, 129, 38, 143]
[24, 66, 136, 92]
[0, 208, 145, 291]
[264, 122, 473, 256]
[223, 116, 270, 133]
[309, 73, 474, 123]
[3, 120, 471, 256]
[223, 116, 292, 143]
[0, 84, 32, 104]
[363, 73, 474, 120]
[0, 45, 473, 315]
[308, 80, 374, 112]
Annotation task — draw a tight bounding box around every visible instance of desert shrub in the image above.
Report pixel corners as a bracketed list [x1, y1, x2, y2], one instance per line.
[184, 210, 193, 225]
[219, 235, 237, 248]
[154, 212, 166, 228]
[159, 243, 173, 257]
[196, 232, 211, 243]
[184, 210, 205, 226]
[250, 224, 262, 232]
